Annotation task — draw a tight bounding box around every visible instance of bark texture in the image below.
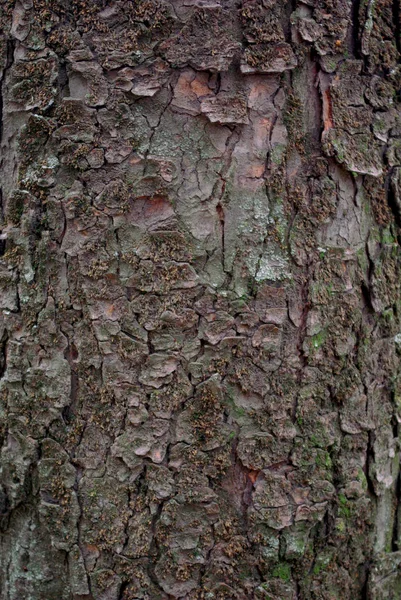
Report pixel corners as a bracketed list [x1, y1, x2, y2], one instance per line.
[0, 0, 401, 598]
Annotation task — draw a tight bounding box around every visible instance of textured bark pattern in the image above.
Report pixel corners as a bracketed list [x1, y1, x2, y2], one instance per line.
[0, 0, 401, 598]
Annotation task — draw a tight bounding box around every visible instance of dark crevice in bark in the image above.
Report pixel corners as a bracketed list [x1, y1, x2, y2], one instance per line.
[294, 577, 301, 600]
[0, 329, 8, 380]
[0, 39, 15, 256]
[392, 413, 400, 552]
[216, 202, 225, 271]
[361, 561, 370, 600]
[0, 74, 2, 149]
[0, 183, 4, 223]
[214, 71, 222, 94]
[392, 468, 401, 551]
[387, 168, 401, 228]
[283, 0, 296, 43]
[117, 581, 129, 600]
[0, 189, 5, 256]
[391, 482, 401, 553]
[323, 506, 335, 541]
[307, 53, 324, 152]
[365, 240, 376, 309]
[0, 483, 10, 525]
[351, 0, 362, 57]
[57, 60, 70, 99]
[361, 282, 375, 314]
[0, 39, 15, 146]
[393, 0, 401, 55]
[365, 431, 377, 499]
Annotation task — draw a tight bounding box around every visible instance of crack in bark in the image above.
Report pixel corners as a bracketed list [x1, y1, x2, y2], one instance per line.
[0, 328, 8, 380]
[216, 202, 225, 271]
[393, 0, 401, 55]
[387, 167, 401, 228]
[0, 38, 15, 259]
[351, 0, 362, 57]
[0, 39, 14, 148]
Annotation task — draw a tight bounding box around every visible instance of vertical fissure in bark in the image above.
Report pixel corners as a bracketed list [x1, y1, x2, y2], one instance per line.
[283, 0, 296, 42]
[0, 38, 14, 261]
[0, 189, 5, 256]
[386, 168, 401, 228]
[351, 0, 362, 57]
[117, 581, 129, 600]
[0, 38, 14, 145]
[0, 53, 5, 149]
[365, 431, 377, 499]
[297, 266, 312, 366]
[361, 282, 375, 314]
[57, 61, 70, 99]
[306, 55, 324, 152]
[216, 202, 225, 270]
[392, 470, 401, 552]
[361, 561, 370, 600]
[365, 240, 376, 310]
[393, 0, 401, 55]
[392, 414, 401, 551]
[0, 328, 8, 380]
[213, 71, 222, 94]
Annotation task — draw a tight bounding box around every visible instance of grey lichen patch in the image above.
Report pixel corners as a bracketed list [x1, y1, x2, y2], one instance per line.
[323, 129, 383, 177]
[254, 249, 291, 283]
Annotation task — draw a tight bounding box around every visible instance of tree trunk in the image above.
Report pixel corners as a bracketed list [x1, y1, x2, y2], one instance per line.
[0, 0, 400, 598]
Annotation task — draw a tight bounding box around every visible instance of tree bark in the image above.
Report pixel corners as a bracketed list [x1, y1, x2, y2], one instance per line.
[0, 0, 401, 598]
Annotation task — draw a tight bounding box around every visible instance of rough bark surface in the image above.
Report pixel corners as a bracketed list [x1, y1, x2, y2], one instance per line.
[0, 0, 401, 598]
